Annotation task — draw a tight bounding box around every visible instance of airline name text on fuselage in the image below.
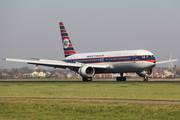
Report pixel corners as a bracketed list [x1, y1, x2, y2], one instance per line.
[87, 55, 104, 58]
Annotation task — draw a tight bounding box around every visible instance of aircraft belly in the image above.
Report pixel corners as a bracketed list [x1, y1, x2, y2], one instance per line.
[95, 61, 155, 74]
[111, 62, 142, 72]
[113, 61, 155, 73]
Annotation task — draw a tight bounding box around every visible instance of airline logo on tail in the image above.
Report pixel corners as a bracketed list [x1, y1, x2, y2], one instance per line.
[59, 22, 76, 57]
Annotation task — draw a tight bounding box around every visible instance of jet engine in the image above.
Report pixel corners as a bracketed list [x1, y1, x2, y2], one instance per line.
[78, 65, 95, 78]
[136, 69, 153, 78]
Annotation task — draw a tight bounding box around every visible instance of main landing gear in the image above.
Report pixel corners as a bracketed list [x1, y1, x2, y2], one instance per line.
[116, 73, 126, 81]
[82, 77, 92, 81]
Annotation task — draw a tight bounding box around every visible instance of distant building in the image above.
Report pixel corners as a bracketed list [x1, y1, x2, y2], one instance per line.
[31, 71, 39, 78]
[30, 71, 47, 78]
[22, 73, 31, 78]
[51, 72, 65, 78]
[2, 72, 11, 79]
[13, 73, 21, 79]
[164, 70, 174, 77]
[38, 71, 46, 78]
[96, 73, 113, 79]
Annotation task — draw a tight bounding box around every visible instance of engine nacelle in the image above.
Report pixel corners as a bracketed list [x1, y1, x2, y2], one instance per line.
[136, 69, 153, 78]
[78, 65, 95, 78]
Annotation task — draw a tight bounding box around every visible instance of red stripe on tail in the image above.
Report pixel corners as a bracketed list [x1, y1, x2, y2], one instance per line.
[64, 51, 76, 55]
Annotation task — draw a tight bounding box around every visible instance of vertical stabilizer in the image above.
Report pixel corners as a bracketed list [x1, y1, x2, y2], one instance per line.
[59, 22, 76, 57]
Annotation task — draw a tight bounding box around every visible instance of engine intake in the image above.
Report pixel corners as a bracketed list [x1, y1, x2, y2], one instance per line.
[78, 65, 95, 78]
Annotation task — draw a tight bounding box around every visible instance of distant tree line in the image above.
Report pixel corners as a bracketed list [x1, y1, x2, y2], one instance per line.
[0, 67, 78, 79]
[1, 66, 180, 79]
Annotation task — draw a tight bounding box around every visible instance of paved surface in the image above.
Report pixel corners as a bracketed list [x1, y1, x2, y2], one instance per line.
[1, 98, 180, 104]
[1, 81, 180, 83]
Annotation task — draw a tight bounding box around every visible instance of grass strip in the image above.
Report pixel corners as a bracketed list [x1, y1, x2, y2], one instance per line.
[1, 82, 180, 101]
[0, 99, 180, 120]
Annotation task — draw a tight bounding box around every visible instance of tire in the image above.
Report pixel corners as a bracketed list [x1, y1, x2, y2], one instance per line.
[83, 77, 92, 81]
[143, 77, 148, 81]
[116, 77, 126, 81]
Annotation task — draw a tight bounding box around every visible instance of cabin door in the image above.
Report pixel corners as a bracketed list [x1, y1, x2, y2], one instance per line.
[133, 54, 136, 63]
[100, 57, 104, 63]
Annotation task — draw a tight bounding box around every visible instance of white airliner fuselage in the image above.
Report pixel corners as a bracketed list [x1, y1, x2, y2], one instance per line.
[4, 22, 178, 81]
[63, 49, 156, 73]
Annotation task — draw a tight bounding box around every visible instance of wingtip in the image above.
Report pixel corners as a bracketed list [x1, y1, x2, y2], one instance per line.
[173, 59, 178, 62]
[3, 58, 6, 60]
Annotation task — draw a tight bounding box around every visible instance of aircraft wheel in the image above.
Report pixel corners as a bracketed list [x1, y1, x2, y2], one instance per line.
[83, 77, 92, 81]
[143, 77, 148, 81]
[116, 77, 126, 81]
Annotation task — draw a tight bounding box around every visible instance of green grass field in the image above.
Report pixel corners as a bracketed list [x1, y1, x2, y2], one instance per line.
[1, 81, 180, 119]
[1, 99, 180, 120]
[1, 82, 180, 101]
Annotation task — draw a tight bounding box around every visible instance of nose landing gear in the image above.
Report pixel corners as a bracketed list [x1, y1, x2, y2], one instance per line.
[143, 76, 148, 81]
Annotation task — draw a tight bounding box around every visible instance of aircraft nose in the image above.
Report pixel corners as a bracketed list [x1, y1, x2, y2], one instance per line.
[148, 60, 156, 68]
[153, 60, 156, 64]
[152, 60, 156, 68]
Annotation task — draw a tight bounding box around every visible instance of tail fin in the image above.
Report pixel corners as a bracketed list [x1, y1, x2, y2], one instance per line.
[59, 22, 76, 58]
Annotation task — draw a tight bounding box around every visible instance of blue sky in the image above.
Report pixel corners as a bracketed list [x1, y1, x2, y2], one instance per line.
[0, 0, 180, 68]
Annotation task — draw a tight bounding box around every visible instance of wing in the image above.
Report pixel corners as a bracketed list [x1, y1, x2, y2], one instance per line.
[156, 59, 178, 64]
[3, 58, 109, 69]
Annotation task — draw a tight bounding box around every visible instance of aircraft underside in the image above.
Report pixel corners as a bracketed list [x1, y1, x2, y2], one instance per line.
[70, 61, 155, 81]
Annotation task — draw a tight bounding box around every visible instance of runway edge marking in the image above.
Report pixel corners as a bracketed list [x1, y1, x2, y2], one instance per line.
[1, 98, 180, 104]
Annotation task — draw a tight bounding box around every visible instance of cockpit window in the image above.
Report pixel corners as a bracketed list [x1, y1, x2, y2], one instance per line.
[148, 55, 152, 58]
[142, 55, 154, 58]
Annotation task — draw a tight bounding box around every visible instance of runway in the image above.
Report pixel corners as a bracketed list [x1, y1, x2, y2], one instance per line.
[1, 81, 180, 83]
[1, 98, 180, 104]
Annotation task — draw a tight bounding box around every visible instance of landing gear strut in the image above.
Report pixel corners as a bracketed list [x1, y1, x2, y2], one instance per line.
[116, 73, 126, 81]
[82, 77, 92, 81]
[143, 76, 148, 81]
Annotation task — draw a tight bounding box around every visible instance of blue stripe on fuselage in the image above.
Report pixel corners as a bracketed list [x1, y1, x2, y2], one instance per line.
[64, 56, 156, 63]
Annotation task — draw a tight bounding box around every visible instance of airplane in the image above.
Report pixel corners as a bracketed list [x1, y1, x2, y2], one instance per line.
[4, 22, 178, 81]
